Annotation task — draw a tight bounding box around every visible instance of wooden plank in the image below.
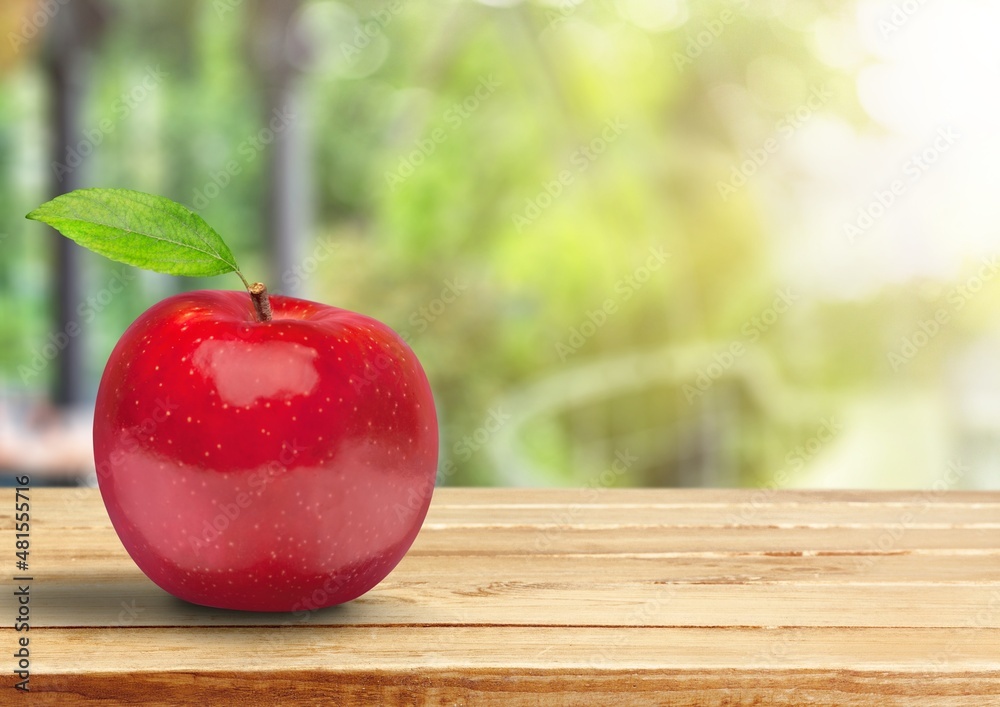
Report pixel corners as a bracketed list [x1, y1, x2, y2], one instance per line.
[418, 488, 1000, 505]
[4, 627, 1000, 705]
[15, 574, 1000, 633]
[17, 625, 999, 671]
[409, 526, 1000, 554]
[13, 669, 1000, 707]
[21, 519, 1000, 563]
[9, 489, 1000, 529]
[31, 548, 1000, 584]
[39, 502, 998, 528]
[22, 577, 1000, 629]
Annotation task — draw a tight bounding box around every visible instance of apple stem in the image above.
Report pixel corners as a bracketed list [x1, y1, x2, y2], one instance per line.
[248, 282, 273, 323]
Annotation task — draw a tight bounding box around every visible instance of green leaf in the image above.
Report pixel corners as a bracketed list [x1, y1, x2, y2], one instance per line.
[26, 188, 241, 279]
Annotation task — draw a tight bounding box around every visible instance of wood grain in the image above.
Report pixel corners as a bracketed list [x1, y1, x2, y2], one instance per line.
[2, 488, 999, 704]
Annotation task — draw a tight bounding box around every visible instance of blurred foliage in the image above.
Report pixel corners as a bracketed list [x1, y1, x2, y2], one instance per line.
[2, 0, 999, 488]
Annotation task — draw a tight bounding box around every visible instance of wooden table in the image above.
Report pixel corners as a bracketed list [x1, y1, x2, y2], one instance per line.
[3, 488, 1000, 704]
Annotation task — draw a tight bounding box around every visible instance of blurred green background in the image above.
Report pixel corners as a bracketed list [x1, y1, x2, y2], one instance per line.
[2, 0, 999, 490]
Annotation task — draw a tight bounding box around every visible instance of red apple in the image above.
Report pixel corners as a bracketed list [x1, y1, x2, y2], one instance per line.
[93, 289, 438, 612]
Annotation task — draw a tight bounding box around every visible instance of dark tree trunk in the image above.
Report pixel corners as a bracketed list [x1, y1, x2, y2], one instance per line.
[251, 0, 309, 297]
[42, 1, 108, 406]
[46, 55, 84, 405]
